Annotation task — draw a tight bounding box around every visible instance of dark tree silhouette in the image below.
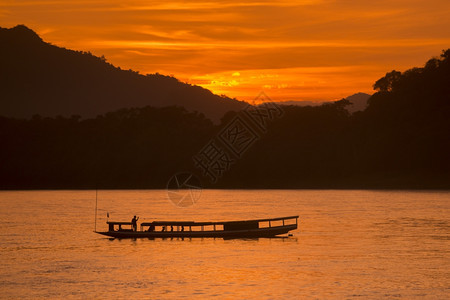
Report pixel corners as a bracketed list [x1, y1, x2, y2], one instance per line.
[373, 70, 402, 92]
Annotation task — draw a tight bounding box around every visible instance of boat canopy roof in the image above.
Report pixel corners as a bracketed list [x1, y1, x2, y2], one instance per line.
[106, 221, 133, 225]
[138, 215, 299, 227]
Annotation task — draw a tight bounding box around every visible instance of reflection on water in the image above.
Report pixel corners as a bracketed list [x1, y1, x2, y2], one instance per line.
[0, 190, 449, 298]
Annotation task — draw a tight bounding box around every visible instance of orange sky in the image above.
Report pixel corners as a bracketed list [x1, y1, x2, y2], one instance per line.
[1, 0, 450, 102]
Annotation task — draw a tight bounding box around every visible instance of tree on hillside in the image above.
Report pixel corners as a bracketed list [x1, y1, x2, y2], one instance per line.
[373, 70, 402, 92]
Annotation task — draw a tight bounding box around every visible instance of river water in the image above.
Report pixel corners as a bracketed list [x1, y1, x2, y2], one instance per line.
[0, 190, 449, 299]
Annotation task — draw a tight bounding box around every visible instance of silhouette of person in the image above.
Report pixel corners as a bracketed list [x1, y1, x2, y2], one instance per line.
[131, 215, 139, 231]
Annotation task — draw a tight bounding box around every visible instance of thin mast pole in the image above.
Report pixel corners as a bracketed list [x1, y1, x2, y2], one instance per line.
[94, 188, 98, 232]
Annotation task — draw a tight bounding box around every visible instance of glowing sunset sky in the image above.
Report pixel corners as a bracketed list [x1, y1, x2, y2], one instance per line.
[1, 0, 450, 102]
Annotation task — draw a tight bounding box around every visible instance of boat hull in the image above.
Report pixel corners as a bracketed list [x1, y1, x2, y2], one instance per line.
[96, 224, 297, 239]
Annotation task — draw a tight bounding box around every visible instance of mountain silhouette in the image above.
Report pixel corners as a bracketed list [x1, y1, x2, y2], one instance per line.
[344, 92, 371, 113]
[278, 92, 371, 113]
[0, 25, 246, 122]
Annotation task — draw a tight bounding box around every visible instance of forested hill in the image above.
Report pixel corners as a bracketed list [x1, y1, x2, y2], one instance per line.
[0, 25, 246, 122]
[226, 49, 450, 189]
[0, 46, 448, 189]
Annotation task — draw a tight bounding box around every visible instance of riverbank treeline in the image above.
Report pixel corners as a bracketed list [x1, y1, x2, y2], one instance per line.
[1, 50, 449, 189]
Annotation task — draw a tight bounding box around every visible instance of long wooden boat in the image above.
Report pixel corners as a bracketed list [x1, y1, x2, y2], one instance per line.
[95, 216, 299, 239]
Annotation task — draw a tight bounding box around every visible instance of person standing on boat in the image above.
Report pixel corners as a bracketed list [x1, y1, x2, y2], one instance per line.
[131, 215, 139, 231]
